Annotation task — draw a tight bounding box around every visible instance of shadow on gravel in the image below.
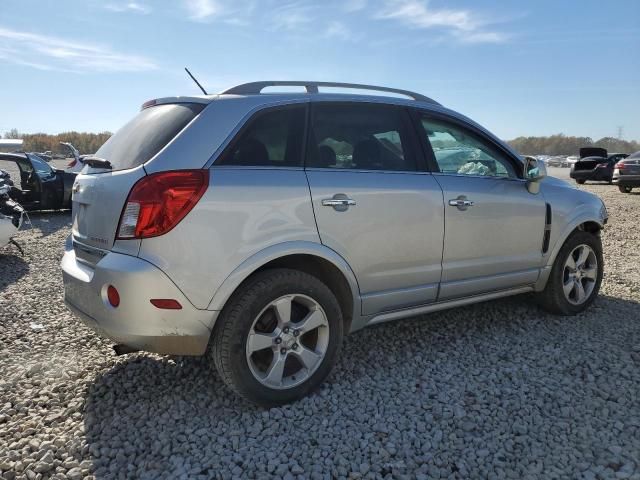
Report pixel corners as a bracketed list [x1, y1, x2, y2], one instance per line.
[26, 210, 72, 238]
[0, 251, 29, 291]
[80, 293, 640, 479]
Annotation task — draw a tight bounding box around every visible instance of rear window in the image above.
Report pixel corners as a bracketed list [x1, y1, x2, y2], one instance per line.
[95, 103, 204, 171]
[216, 105, 305, 167]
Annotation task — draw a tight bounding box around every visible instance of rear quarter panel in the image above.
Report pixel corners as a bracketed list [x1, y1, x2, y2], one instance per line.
[136, 167, 321, 309]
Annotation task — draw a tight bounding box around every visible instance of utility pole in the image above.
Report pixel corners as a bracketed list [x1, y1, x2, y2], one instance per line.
[617, 126, 624, 140]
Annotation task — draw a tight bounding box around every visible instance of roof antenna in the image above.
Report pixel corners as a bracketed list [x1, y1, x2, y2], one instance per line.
[184, 67, 208, 95]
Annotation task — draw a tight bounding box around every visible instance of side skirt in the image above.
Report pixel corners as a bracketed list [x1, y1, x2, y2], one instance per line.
[361, 286, 534, 328]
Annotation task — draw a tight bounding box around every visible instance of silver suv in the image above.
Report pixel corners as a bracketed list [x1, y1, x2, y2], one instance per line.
[62, 81, 607, 406]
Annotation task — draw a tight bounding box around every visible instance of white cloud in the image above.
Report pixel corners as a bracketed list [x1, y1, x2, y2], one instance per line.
[104, 2, 152, 14]
[0, 27, 157, 72]
[270, 2, 314, 31]
[325, 21, 354, 41]
[184, 0, 222, 21]
[175, 0, 510, 45]
[376, 0, 508, 44]
[456, 31, 508, 44]
[344, 0, 367, 12]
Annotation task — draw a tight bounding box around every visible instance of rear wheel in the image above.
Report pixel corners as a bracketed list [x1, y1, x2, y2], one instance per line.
[210, 269, 344, 407]
[537, 231, 603, 315]
[618, 185, 633, 193]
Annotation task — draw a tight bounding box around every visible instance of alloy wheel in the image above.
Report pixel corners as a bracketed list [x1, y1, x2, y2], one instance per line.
[245, 294, 330, 390]
[562, 244, 598, 305]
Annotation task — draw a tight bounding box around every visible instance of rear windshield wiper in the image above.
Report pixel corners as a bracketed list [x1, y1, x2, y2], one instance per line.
[83, 157, 112, 169]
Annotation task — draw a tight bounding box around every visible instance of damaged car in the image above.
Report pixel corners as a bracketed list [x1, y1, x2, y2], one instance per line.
[0, 152, 75, 210]
[1, 170, 25, 252]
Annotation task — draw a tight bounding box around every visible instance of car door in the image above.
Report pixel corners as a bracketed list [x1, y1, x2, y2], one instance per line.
[413, 111, 547, 300]
[26, 154, 64, 209]
[305, 102, 445, 315]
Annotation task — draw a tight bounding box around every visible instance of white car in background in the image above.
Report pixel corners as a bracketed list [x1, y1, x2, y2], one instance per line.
[566, 155, 580, 167]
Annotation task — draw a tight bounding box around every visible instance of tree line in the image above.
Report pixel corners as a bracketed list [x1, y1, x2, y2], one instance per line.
[507, 134, 640, 156]
[4, 129, 639, 157]
[3, 129, 112, 155]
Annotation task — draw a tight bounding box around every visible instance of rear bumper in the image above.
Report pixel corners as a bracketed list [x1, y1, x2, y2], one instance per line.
[61, 241, 218, 355]
[570, 169, 610, 181]
[612, 175, 640, 187]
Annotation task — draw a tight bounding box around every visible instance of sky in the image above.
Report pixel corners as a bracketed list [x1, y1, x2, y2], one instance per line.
[0, 0, 639, 141]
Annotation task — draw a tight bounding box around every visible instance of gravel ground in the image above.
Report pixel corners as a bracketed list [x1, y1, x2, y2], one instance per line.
[1, 182, 639, 480]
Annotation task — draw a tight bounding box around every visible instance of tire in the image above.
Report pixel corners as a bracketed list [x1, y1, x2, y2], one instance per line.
[536, 231, 603, 315]
[618, 185, 633, 194]
[210, 268, 344, 407]
[576, 179, 586, 185]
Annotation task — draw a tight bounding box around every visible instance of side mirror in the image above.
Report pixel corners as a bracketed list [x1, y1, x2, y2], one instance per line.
[524, 156, 546, 194]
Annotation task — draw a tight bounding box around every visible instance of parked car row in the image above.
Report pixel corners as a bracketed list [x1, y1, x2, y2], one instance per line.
[530, 150, 639, 194]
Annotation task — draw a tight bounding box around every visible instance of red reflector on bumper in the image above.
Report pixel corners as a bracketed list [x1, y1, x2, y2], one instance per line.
[150, 299, 182, 310]
[107, 286, 120, 307]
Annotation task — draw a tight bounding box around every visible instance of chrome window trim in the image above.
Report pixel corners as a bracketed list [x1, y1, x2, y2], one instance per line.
[211, 165, 305, 171]
[305, 167, 432, 175]
[210, 165, 434, 175]
[432, 172, 527, 183]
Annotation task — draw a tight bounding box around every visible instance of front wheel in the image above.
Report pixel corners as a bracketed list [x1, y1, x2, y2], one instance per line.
[576, 179, 586, 185]
[210, 269, 344, 407]
[618, 185, 633, 193]
[536, 231, 603, 315]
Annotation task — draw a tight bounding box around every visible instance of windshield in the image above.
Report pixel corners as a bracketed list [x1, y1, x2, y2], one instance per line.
[95, 103, 204, 172]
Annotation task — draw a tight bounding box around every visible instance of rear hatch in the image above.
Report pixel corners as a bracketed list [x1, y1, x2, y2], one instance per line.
[579, 147, 607, 159]
[71, 102, 205, 260]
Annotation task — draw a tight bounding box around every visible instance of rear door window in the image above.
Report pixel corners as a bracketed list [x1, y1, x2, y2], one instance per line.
[95, 103, 204, 171]
[216, 105, 306, 167]
[306, 103, 416, 171]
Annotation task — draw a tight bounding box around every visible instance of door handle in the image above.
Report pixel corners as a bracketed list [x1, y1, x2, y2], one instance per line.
[448, 196, 474, 210]
[322, 198, 356, 207]
[321, 194, 356, 211]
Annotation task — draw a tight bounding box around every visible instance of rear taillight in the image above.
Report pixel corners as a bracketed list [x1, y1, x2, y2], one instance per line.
[67, 159, 77, 168]
[615, 162, 625, 169]
[117, 170, 208, 239]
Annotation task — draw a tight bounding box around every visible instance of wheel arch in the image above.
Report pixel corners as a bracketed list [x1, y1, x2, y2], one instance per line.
[207, 241, 361, 333]
[535, 215, 604, 291]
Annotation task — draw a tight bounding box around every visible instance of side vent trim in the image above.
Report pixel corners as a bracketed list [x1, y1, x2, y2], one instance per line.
[542, 203, 552, 253]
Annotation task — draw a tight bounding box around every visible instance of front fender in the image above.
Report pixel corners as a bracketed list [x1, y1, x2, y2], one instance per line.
[535, 208, 605, 291]
[206, 241, 361, 321]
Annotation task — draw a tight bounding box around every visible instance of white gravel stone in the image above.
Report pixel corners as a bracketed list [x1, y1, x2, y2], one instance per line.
[1, 184, 640, 479]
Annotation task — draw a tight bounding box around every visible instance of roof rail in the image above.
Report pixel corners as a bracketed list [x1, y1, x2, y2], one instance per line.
[220, 81, 440, 105]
